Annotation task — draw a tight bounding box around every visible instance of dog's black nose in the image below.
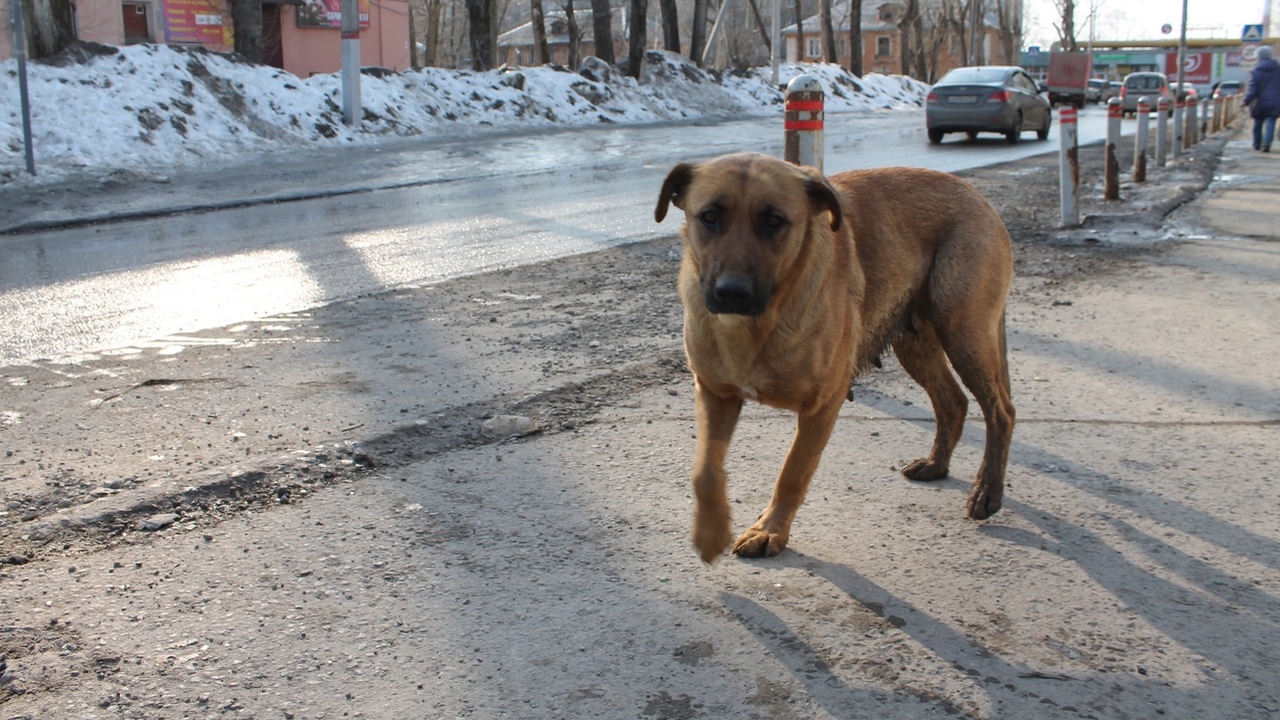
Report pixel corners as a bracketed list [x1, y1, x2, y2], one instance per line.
[714, 275, 754, 305]
[706, 274, 766, 315]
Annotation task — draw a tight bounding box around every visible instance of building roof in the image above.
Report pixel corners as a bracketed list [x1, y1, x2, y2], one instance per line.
[782, 0, 998, 35]
[498, 10, 604, 47]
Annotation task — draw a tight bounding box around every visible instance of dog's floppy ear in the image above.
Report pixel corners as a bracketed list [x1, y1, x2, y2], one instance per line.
[804, 175, 843, 231]
[655, 163, 696, 223]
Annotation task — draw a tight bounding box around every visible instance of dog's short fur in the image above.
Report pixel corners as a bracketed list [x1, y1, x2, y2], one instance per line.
[655, 153, 1015, 562]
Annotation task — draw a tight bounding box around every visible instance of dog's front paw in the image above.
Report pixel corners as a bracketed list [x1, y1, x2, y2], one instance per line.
[732, 527, 788, 558]
[692, 509, 732, 563]
[902, 458, 949, 481]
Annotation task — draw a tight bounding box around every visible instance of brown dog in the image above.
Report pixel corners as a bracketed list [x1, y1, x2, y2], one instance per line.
[654, 153, 1015, 562]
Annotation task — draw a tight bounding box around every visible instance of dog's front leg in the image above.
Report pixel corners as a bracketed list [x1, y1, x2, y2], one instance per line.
[733, 398, 843, 558]
[691, 379, 743, 563]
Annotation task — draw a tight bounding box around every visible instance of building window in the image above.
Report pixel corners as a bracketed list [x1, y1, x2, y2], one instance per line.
[876, 36, 891, 57]
[807, 38, 821, 58]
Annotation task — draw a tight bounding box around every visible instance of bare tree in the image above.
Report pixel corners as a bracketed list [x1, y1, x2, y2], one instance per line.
[562, 0, 581, 67]
[848, 0, 863, 75]
[746, 0, 773, 51]
[466, 0, 498, 70]
[531, 0, 551, 63]
[899, 0, 920, 76]
[819, 0, 837, 62]
[21, 0, 75, 58]
[659, 0, 681, 52]
[1053, 0, 1076, 51]
[626, 0, 647, 77]
[689, 0, 709, 65]
[231, 0, 264, 62]
[992, 0, 1020, 64]
[794, 0, 805, 61]
[591, 0, 615, 62]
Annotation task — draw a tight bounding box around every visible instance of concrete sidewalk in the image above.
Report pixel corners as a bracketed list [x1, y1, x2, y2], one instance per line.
[1189, 123, 1280, 240]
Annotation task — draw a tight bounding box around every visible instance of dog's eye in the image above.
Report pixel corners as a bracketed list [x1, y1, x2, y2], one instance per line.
[763, 213, 788, 229]
[699, 210, 720, 228]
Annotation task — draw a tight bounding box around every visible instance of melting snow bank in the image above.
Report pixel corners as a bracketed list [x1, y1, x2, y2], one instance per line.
[1, 44, 928, 185]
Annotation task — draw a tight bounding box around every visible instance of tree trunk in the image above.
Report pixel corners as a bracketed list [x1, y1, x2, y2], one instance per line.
[899, 0, 917, 76]
[22, 0, 75, 59]
[1059, 0, 1076, 51]
[659, 0, 680, 53]
[746, 0, 771, 51]
[465, 0, 497, 70]
[625, 0, 647, 77]
[847, 0, 862, 75]
[794, 0, 805, 62]
[231, 0, 264, 63]
[819, 0, 837, 62]
[423, 0, 442, 66]
[531, 0, 550, 63]
[590, 0, 615, 63]
[689, 0, 708, 66]
[564, 0, 581, 68]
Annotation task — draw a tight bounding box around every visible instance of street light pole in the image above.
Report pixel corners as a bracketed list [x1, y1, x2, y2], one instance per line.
[11, 0, 36, 175]
[1175, 0, 1188, 99]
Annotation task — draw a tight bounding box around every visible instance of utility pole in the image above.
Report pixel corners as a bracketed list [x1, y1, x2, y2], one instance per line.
[341, 0, 361, 126]
[771, 0, 780, 85]
[11, 0, 36, 174]
[1175, 0, 1188, 103]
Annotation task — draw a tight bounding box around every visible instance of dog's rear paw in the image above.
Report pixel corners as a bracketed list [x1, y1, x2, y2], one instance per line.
[732, 528, 788, 558]
[967, 485, 1003, 520]
[902, 458, 949, 482]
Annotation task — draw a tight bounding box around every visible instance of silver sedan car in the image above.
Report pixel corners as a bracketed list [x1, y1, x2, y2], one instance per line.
[926, 66, 1053, 144]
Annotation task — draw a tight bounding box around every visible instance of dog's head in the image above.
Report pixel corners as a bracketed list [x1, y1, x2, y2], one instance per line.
[655, 152, 842, 317]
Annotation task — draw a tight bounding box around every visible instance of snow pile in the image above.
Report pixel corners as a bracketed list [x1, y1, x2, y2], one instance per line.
[1, 43, 928, 185]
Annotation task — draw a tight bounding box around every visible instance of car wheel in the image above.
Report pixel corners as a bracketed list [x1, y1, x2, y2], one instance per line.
[928, 129, 944, 144]
[1005, 114, 1023, 144]
[966, 131, 978, 141]
[1036, 114, 1051, 141]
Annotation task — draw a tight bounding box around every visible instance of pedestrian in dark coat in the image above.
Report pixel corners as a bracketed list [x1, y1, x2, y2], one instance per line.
[1244, 45, 1280, 152]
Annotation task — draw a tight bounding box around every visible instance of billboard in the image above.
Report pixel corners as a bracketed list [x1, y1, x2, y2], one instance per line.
[1164, 52, 1213, 84]
[296, 0, 371, 29]
[162, 0, 229, 45]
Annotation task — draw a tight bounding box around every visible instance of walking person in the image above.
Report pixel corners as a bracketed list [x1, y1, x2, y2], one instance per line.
[1244, 45, 1280, 152]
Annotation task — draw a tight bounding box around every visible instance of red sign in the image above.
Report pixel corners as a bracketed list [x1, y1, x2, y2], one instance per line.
[1164, 52, 1213, 84]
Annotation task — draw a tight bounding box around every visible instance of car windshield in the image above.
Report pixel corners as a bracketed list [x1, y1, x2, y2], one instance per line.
[1127, 76, 1165, 90]
[938, 68, 1008, 85]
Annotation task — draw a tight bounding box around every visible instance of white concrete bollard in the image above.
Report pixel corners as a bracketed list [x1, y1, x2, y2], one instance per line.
[784, 75, 824, 171]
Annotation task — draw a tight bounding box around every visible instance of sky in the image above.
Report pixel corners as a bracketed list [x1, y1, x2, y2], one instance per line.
[1023, 0, 1270, 48]
[0, 45, 926, 187]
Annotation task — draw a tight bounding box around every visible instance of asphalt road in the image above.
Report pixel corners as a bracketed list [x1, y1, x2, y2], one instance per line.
[0, 106, 1123, 366]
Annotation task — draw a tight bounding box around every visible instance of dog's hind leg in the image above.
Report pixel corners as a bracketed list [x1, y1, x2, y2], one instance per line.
[732, 396, 843, 558]
[892, 318, 969, 482]
[940, 310, 1016, 521]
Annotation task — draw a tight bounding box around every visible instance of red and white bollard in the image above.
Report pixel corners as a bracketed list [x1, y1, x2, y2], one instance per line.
[1156, 96, 1170, 168]
[1105, 97, 1122, 200]
[1134, 96, 1150, 183]
[1059, 106, 1079, 227]
[784, 75, 824, 171]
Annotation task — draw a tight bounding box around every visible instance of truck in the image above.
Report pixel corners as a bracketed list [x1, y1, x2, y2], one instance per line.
[1046, 51, 1093, 108]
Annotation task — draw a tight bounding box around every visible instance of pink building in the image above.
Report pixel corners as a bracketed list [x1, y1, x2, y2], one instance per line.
[1, 0, 409, 78]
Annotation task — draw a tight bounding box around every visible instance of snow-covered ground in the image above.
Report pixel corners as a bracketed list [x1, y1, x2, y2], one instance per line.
[1, 44, 928, 186]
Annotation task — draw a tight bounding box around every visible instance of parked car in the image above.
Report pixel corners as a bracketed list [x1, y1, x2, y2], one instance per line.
[1120, 72, 1173, 115]
[1213, 80, 1243, 99]
[926, 66, 1053, 145]
[1106, 81, 1123, 102]
[1087, 78, 1107, 103]
[1172, 82, 1198, 101]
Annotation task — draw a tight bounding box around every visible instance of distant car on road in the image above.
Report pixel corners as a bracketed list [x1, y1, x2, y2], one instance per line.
[1120, 72, 1173, 115]
[926, 66, 1053, 145]
[1087, 78, 1107, 104]
[1106, 81, 1123, 102]
[1213, 80, 1243, 99]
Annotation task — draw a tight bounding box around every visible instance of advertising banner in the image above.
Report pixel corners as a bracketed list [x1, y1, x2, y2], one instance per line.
[1164, 52, 1213, 84]
[296, 0, 370, 29]
[162, 0, 228, 45]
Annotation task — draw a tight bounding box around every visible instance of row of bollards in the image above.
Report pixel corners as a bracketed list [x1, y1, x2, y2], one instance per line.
[1065, 93, 1243, 226]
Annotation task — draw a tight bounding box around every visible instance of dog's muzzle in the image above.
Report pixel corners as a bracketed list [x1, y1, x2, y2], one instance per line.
[705, 273, 769, 316]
